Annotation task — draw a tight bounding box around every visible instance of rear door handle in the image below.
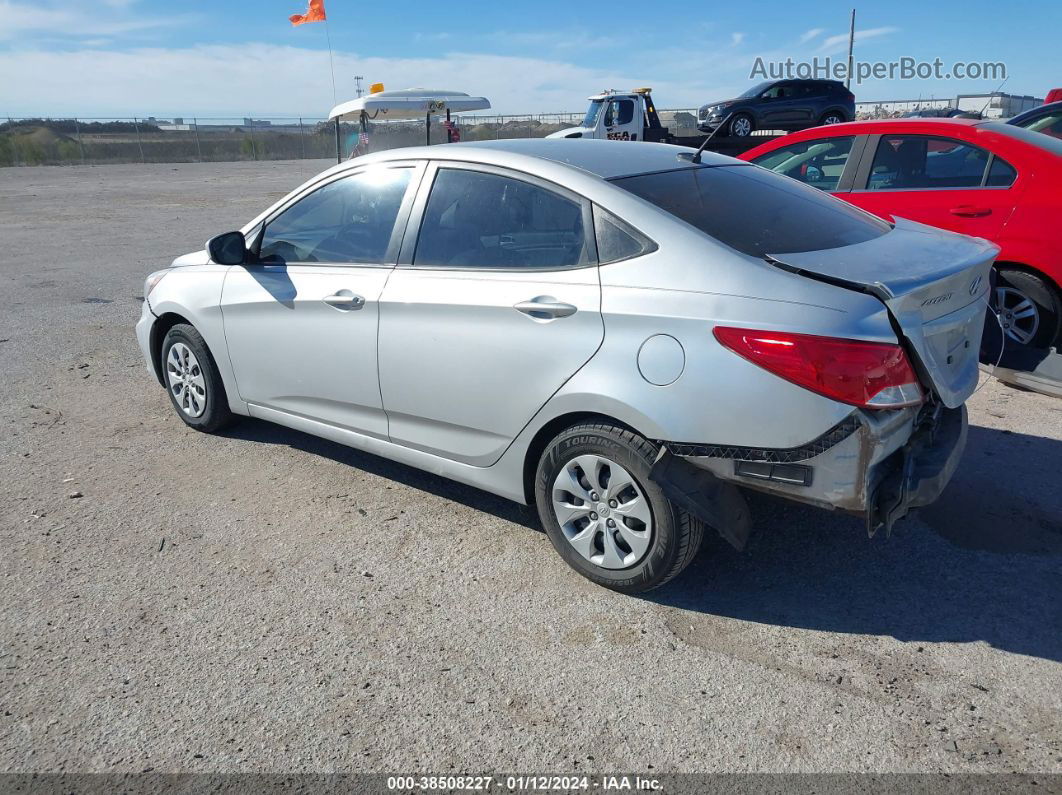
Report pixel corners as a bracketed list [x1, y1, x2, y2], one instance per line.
[323, 292, 365, 310]
[514, 297, 577, 320]
[949, 206, 991, 217]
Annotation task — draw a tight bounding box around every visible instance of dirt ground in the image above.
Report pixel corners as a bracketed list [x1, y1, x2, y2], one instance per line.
[0, 160, 1059, 775]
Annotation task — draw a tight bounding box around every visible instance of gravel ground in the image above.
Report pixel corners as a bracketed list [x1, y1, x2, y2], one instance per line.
[0, 160, 1060, 775]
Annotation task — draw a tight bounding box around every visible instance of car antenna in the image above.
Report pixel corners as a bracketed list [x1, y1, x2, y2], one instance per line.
[979, 77, 1009, 118]
[678, 111, 735, 164]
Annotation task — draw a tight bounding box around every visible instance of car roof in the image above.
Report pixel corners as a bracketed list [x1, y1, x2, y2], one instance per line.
[739, 116, 1062, 162]
[1009, 100, 1062, 123]
[812, 117, 986, 134]
[360, 138, 738, 180]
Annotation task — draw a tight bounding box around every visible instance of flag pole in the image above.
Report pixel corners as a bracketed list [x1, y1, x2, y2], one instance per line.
[323, 17, 337, 106]
[324, 15, 339, 161]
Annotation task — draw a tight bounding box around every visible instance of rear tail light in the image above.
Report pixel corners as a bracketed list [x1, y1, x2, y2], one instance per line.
[713, 327, 924, 409]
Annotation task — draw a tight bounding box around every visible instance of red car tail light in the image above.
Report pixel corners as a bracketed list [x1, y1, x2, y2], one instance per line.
[713, 327, 924, 409]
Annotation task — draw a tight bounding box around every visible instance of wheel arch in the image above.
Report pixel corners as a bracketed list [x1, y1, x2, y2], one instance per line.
[994, 260, 1062, 294]
[520, 411, 643, 505]
[149, 311, 193, 386]
[819, 106, 850, 122]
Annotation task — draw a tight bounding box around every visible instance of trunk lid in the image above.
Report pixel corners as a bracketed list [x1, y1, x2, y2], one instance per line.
[767, 218, 998, 408]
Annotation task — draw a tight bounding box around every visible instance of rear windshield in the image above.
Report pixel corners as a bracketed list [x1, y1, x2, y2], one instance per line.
[612, 165, 890, 257]
[983, 121, 1062, 157]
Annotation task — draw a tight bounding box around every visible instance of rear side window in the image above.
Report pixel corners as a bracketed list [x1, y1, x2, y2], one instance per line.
[612, 165, 889, 257]
[414, 168, 589, 269]
[594, 206, 655, 264]
[866, 136, 996, 190]
[986, 157, 1017, 187]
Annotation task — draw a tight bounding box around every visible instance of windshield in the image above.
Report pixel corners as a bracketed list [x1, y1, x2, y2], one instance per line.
[582, 100, 604, 128]
[738, 81, 773, 99]
[612, 165, 890, 257]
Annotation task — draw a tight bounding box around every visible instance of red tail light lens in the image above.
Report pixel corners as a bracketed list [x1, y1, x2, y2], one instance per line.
[713, 327, 924, 409]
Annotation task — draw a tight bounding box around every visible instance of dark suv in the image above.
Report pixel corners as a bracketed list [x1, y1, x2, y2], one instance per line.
[697, 80, 855, 136]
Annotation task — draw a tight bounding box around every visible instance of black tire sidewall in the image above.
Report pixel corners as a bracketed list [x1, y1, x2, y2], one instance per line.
[160, 324, 231, 432]
[535, 426, 683, 593]
[995, 268, 1062, 348]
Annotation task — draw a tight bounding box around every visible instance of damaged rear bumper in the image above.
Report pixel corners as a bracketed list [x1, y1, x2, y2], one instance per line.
[651, 403, 967, 546]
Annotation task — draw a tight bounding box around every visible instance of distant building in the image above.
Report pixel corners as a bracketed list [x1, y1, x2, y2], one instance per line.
[856, 92, 1044, 120]
[955, 93, 1042, 118]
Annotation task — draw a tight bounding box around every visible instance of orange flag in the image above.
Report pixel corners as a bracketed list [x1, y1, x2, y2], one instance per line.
[289, 0, 326, 26]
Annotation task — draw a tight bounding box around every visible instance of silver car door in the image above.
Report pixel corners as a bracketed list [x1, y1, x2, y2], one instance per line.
[221, 163, 421, 437]
[377, 163, 604, 466]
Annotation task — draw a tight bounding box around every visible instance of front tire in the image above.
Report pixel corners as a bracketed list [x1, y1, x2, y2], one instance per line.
[992, 268, 1061, 349]
[534, 423, 704, 594]
[160, 323, 235, 433]
[728, 113, 754, 137]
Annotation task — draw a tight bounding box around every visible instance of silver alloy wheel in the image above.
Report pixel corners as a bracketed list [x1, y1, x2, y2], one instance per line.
[995, 286, 1040, 345]
[823, 114, 844, 124]
[165, 342, 207, 418]
[551, 454, 654, 570]
[731, 116, 752, 137]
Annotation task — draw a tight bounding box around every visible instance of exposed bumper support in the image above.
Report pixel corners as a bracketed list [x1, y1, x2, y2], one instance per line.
[866, 404, 967, 537]
[649, 450, 752, 551]
[654, 403, 968, 543]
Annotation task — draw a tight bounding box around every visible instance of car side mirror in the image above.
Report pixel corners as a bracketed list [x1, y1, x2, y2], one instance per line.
[207, 231, 248, 265]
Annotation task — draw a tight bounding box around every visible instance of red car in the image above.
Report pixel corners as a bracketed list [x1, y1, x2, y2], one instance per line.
[740, 119, 1062, 349]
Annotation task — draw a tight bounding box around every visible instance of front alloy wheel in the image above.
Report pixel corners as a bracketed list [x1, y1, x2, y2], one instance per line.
[159, 323, 235, 433]
[729, 114, 753, 137]
[166, 341, 207, 418]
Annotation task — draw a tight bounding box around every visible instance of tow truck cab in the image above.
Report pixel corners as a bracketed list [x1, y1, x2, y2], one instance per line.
[547, 88, 672, 143]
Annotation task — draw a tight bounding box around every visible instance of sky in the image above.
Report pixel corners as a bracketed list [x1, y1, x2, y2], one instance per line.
[0, 0, 1059, 118]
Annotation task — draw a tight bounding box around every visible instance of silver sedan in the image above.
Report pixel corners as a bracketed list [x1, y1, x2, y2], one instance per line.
[136, 139, 997, 593]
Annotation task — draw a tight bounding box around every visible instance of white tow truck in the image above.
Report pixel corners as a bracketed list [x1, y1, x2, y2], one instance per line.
[547, 87, 777, 155]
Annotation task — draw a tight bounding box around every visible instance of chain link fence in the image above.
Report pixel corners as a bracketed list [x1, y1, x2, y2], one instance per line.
[0, 111, 704, 167]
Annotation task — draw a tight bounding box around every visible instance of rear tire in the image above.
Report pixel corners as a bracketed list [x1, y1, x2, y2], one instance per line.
[820, 111, 846, 125]
[160, 323, 235, 433]
[992, 268, 1061, 349]
[534, 422, 704, 594]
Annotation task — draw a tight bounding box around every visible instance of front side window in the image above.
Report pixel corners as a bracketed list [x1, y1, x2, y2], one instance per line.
[613, 165, 889, 257]
[604, 99, 635, 127]
[866, 136, 994, 190]
[751, 136, 855, 191]
[414, 169, 589, 269]
[259, 167, 412, 264]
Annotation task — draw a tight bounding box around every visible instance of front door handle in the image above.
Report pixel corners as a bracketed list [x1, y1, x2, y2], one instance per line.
[514, 297, 578, 320]
[323, 292, 365, 310]
[949, 206, 991, 217]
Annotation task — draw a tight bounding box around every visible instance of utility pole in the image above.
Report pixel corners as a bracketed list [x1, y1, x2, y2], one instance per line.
[354, 76, 364, 98]
[845, 9, 856, 90]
